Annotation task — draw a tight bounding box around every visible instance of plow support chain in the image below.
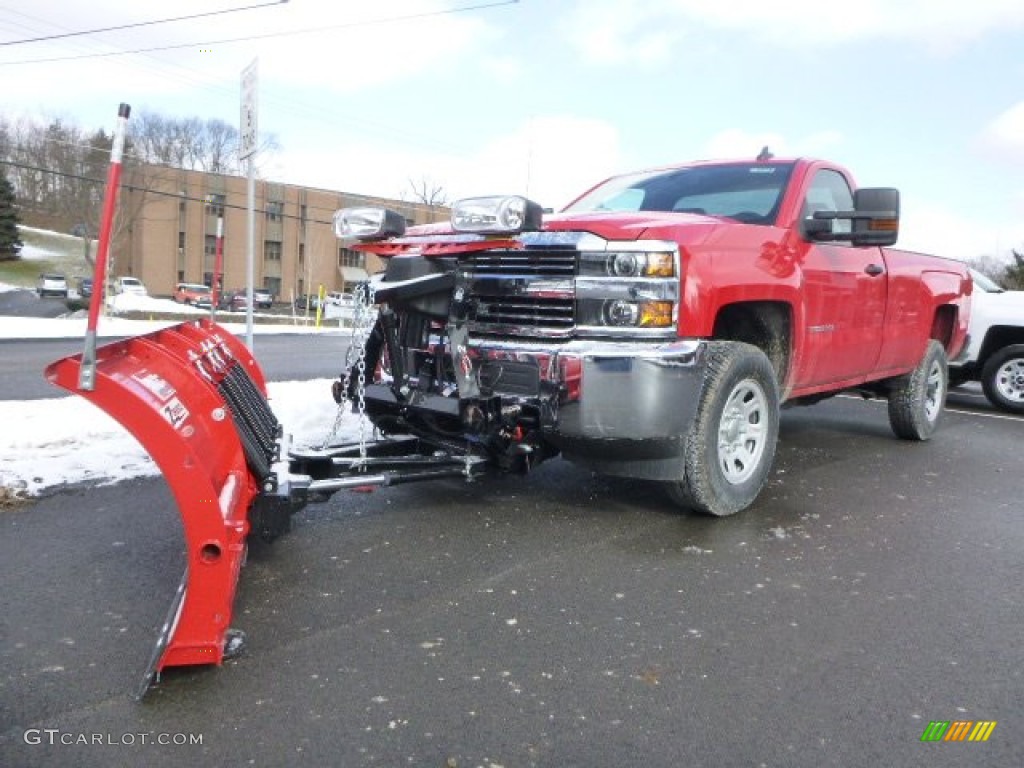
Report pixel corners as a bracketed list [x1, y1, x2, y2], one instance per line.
[45, 319, 279, 695]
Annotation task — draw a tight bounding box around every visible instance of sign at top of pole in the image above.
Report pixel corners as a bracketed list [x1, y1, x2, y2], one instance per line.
[239, 58, 259, 161]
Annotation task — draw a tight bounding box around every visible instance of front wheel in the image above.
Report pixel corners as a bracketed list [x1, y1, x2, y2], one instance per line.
[887, 340, 948, 440]
[980, 344, 1024, 414]
[666, 342, 780, 517]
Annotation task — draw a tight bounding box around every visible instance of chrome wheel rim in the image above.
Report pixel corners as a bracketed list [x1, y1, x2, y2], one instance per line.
[717, 379, 769, 485]
[924, 359, 945, 422]
[994, 358, 1024, 404]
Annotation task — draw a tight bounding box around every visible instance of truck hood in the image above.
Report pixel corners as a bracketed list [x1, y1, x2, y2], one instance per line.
[972, 288, 1024, 324]
[405, 210, 722, 244]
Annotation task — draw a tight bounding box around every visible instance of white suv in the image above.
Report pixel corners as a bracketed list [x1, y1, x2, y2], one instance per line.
[114, 276, 148, 296]
[37, 273, 69, 298]
[949, 270, 1024, 413]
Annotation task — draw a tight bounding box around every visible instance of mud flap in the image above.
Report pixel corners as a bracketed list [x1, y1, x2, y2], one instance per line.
[45, 319, 280, 697]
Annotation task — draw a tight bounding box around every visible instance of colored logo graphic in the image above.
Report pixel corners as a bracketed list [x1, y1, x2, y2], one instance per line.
[920, 720, 997, 742]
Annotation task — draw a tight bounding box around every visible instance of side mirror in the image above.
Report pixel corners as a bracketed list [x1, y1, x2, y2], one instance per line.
[850, 187, 899, 247]
[806, 187, 900, 247]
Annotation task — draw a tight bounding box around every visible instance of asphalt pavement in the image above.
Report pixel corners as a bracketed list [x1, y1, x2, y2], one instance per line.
[1, 391, 1021, 768]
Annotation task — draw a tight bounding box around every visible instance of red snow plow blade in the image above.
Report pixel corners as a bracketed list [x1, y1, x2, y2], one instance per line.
[45, 319, 287, 697]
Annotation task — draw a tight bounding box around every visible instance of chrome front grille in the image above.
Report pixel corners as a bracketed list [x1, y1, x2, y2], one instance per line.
[471, 294, 575, 329]
[460, 249, 578, 337]
[461, 250, 576, 278]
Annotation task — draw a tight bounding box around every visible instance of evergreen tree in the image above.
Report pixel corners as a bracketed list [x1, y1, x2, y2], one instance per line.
[0, 171, 23, 261]
[1003, 249, 1024, 290]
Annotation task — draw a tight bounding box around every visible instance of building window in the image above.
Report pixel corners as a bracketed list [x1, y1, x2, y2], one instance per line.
[266, 201, 284, 222]
[298, 242, 305, 265]
[178, 231, 186, 251]
[300, 204, 307, 222]
[338, 247, 364, 269]
[205, 193, 226, 217]
[204, 235, 218, 256]
[264, 240, 282, 262]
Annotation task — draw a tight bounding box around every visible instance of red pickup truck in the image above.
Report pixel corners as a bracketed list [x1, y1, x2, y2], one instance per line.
[44, 154, 973, 688]
[335, 155, 971, 517]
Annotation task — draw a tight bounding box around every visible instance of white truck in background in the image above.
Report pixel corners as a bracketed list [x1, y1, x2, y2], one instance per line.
[950, 269, 1024, 413]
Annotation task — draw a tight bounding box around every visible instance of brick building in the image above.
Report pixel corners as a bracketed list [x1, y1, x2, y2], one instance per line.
[112, 164, 448, 301]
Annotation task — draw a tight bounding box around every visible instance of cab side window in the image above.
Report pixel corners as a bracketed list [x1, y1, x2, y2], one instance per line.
[801, 169, 855, 236]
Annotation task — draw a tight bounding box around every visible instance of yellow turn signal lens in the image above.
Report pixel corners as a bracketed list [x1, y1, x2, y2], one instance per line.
[644, 252, 675, 277]
[638, 301, 674, 327]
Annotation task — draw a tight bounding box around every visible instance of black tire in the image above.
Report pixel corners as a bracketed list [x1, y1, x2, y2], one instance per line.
[887, 340, 947, 440]
[666, 342, 780, 517]
[980, 344, 1024, 414]
[947, 368, 970, 388]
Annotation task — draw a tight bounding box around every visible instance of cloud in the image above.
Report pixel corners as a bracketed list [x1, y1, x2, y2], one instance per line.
[565, 0, 1024, 61]
[562, 0, 684, 66]
[266, 114, 623, 211]
[897, 199, 1024, 262]
[1, 0, 502, 117]
[980, 101, 1024, 162]
[702, 128, 844, 159]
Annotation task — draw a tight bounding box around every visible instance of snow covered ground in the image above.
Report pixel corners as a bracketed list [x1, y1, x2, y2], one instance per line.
[0, 283, 365, 498]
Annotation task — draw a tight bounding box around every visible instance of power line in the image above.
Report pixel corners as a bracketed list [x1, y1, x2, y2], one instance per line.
[0, 1, 521, 172]
[0, 0, 519, 67]
[0, 1, 289, 47]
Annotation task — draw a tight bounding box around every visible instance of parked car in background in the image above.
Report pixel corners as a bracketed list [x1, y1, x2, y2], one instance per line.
[294, 293, 322, 312]
[174, 282, 212, 307]
[253, 288, 275, 309]
[77, 277, 93, 298]
[114, 276, 148, 296]
[219, 290, 249, 312]
[37, 273, 68, 298]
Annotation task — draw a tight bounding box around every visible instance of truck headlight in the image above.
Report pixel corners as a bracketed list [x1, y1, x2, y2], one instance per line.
[451, 195, 543, 234]
[604, 299, 640, 326]
[582, 250, 676, 277]
[333, 207, 406, 240]
[609, 253, 643, 277]
[582, 299, 675, 329]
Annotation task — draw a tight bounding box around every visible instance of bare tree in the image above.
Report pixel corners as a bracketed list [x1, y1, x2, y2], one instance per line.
[965, 253, 1010, 282]
[406, 176, 448, 208]
[203, 119, 237, 173]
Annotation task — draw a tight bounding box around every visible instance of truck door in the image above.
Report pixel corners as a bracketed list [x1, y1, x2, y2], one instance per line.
[796, 169, 887, 387]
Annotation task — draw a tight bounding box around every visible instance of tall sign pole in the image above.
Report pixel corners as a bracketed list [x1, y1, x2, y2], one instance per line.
[240, 58, 258, 349]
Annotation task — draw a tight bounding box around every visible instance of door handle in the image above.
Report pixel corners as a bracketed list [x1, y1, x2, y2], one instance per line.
[865, 263, 884, 276]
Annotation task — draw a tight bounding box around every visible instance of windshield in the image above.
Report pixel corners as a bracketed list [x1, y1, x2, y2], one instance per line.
[563, 162, 794, 225]
[970, 269, 1004, 293]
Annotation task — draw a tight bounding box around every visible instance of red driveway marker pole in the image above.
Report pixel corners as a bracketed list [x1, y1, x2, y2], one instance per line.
[79, 102, 131, 391]
[210, 214, 224, 321]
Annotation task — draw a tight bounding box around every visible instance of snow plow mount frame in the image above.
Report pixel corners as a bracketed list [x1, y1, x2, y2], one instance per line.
[286, 433, 491, 497]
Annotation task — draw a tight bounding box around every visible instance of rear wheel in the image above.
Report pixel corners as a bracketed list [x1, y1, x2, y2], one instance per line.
[980, 344, 1024, 414]
[887, 340, 947, 440]
[666, 342, 779, 517]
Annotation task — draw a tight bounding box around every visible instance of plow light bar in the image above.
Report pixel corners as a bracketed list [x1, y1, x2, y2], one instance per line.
[451, 195, 543, 234]
[333, 207, 406, 240]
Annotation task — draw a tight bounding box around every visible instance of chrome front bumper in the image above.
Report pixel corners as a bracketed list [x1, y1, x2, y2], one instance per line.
[473, 337, 710, 479]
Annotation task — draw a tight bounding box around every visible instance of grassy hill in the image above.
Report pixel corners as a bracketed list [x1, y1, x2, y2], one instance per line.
[0, 226, 95, 290]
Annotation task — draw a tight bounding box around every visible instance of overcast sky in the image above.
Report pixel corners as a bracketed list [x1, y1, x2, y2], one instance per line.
[3, 0, 1024, 262]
